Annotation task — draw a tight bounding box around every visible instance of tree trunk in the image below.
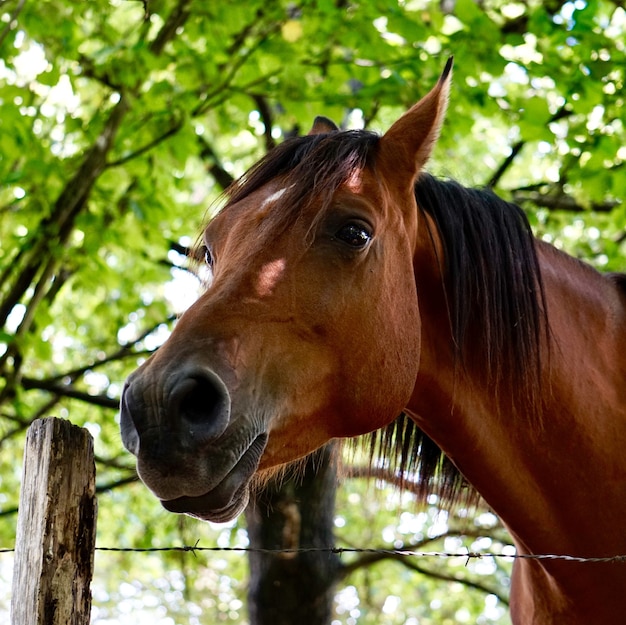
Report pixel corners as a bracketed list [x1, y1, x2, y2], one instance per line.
[245, 444, 341, 625]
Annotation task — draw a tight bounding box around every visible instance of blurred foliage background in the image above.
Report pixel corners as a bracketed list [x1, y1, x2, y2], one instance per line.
[0, 0, 624, 623]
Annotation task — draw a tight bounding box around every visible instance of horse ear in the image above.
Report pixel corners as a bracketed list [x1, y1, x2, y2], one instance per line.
[379, 57, 452, 182]
[308, 116, 339, 135]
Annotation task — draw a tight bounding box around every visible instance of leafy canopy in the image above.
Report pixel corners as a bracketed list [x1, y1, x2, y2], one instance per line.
[0, 0, 624, 622]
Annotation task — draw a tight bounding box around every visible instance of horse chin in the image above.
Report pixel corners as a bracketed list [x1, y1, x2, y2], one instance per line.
[162, 486, 250, 523]
[160, 432, 267, 523]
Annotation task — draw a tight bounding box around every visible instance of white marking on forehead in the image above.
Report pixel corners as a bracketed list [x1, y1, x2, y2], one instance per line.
[258, 186, 289, 213]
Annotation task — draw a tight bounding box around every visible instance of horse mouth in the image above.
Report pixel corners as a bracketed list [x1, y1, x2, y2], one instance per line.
[161, 433, 268, 522]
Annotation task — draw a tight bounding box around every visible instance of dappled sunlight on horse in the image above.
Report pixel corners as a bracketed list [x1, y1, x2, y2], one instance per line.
[120, 59, 626, 624]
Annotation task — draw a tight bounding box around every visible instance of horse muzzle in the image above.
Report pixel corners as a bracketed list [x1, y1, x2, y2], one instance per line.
[120, 364, 267, 522]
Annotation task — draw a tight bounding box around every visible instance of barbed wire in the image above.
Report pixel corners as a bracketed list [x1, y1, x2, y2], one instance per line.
[2, 542, 626, 563]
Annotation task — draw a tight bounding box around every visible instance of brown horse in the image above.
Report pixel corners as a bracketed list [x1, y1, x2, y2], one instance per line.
[120, 59, 626, 624]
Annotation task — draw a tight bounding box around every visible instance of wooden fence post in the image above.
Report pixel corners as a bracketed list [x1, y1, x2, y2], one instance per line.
[11, 418, 97, 625]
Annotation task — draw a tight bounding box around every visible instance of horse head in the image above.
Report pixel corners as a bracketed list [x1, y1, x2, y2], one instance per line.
[120, 60, 452, 522]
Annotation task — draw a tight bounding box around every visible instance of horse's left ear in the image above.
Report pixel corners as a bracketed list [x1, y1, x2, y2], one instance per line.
[308, 116, 339, 135]
[379, 57, 452, 182]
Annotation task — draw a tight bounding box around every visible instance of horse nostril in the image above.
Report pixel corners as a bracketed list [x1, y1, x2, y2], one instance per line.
[172, 371, 231, 444]
[180, 376, 217, 423]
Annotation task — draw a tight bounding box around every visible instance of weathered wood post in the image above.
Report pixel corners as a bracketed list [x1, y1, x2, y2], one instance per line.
[11, 418, 97, 625]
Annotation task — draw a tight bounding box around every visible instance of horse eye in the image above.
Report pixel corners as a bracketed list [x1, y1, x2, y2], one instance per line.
[335, 223, 372, 248]
[203, 245, 214, 267]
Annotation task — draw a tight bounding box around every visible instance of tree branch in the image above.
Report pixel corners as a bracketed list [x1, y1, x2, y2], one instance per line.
[338, 529, 510, 579]
[345, 465, 420, 493]
[46, 316, 174, 384]
[0, 0, 26, 49]
[20, 377, 120, 409]
[197, 135, 235, 191]
[337, 530, 511, 604]
[0, 396, 65, 452]
[107, 118, 183, 168]
[487, 105, 572, 189]
[0, 95, 130, 329]
[397, 558, 510, 605]
[486, 140, 524, 189]
[0, 471, 140, 519]
[192, 17, 283, 118]
[149, 0, 193, 56]
[513, 190, 621, 213]
[251, 94, 276, 152]
[96, 474, 140, 494]
[344, 464, 476, 504]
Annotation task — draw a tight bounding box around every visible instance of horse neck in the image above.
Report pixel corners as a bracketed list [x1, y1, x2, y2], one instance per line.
[408, 218, 626, 559]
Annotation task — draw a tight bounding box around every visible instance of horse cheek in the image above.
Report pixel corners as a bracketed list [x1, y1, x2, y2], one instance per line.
[386, 283, 421, 416]
[347, 276, 421, 435]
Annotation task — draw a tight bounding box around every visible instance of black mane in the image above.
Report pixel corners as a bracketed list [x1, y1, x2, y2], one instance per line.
[225, 130, 549, 505]
[369, 174, 549, 504]
[415, 173, 548, 407]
